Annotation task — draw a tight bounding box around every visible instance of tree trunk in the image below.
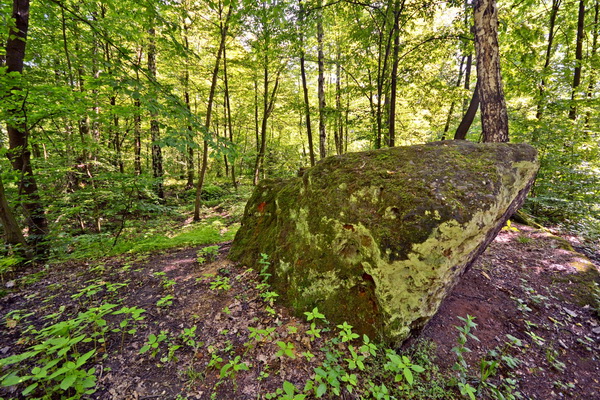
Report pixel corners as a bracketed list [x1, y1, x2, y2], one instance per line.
[317, 0, 327, 159]
[462, 53, 473, 113]
[473, 0, 509, 142]
[148, 27, 164, 198]
[5, 0, 48, 250]
[183, 23, 194, 188]
[223, 44, 237, 189]
[569, 0, 585, 120]
[585, 0, 599, 126]
[194, 5, 232, 220]
[536, 0, 561, 120]
[454, 81, 480, 140]
[253, 64, 281, 186]
[0, 176, 27, 248]
[388, 0, 404, 147]
[442, 55, 466, 140]
[334, 42, 344, 154]
[299, 0, 315, 166]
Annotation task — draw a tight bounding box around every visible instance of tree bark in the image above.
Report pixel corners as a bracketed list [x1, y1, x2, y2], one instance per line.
[4, 0, 48, 250]
[585, 0, 599, 126]
[536, 0, 561, 120]
[454, 81, 480, 140]
[223, 44, 237, 189]
[388, 0, 404, 147]
[442, 55, 466, 140]
[194, 5, 232, 220]
[317, 0, 327, 159]
[148, 27, 164, 198]
[0, 176, 27, 248]
[183, 20, 194, 188]
[473, 0, 509, 142]
[299, 0, 315, 166]
[569, 0, 585, 120]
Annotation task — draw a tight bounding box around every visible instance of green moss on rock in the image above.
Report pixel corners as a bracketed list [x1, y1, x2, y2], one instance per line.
[230, 141, 539, 344]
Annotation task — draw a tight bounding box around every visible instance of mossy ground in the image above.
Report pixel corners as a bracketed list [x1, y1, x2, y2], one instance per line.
[1, 221, 598, 399]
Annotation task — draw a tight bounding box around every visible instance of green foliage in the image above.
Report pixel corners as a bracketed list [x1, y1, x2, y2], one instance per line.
[197, 245, 220, 264]
[450, 315, 524, 400]
[0, 304, 145, 399]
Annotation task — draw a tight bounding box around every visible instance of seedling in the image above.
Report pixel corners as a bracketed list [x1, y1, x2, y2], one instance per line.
[275, 341, 296, 359]
[197, 245, 220, 264]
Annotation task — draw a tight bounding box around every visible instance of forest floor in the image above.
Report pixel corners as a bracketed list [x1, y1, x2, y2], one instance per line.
[1, 220, 599, 399]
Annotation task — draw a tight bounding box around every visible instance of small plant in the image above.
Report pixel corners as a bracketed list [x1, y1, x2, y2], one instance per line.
[197, 245, 220, 264]
[219, 355, 249, 381]
[451, 315, 479, 400]
[337, 322, 359, 342]
[210, 275, 231, 291]
[156, 294, 174, 308]
[153, 271, 176, 291]
[516, 235, 531, 244]
[139, 331, 168, 358]
[502, 220, 519, 232]
[384, 349, 425, 386]
[258, 253, 271, 282]
[275, 341, 296, 359]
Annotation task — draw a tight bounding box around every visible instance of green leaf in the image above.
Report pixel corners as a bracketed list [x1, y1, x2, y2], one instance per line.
[22, 382, 38, 395]
[403, 367, 414, 385]
[283, 380, 295, 395]
[1, 372, 24, 387]
[316, 382, 327, 397]
[60, 374, 77, 390]
[220, 364, 232, 378]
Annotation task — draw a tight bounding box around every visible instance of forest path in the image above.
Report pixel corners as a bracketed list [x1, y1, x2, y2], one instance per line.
[1, 223, 598, 399]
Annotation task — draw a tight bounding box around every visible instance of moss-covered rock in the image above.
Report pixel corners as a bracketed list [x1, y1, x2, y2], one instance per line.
[230, 141, 539, 344]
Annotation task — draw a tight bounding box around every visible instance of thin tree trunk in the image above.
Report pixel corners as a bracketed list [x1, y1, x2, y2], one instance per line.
[442, 55, 466, 140]
[5, 0, 48, 251]
[148, 27, 164, 198]
[585, 0, 599, 125]
[388, 0, 404, 147]
[317, 0, 327, 159]
[569, 0, 585, 120]
[254, 77, 260, 153]
[253, 63, 281, 185]
[462, 53, 473, 113]
[299, 0, 315, 166]
[183, 23, 194, 188]
[454, 81, 480, 140]
[334, 42, 343, 154]
[536, 0, 561, 120]
[473, 0, 509, 142]
[134, 47, 143, 175]
[194, 5, 232, 220]
[223, 44, 237, 189]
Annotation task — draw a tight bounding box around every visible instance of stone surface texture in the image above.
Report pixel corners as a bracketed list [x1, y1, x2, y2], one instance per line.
[230, 141, 539, 344]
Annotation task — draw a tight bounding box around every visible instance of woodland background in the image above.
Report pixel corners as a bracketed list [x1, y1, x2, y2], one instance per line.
[0, 0, 598, 259]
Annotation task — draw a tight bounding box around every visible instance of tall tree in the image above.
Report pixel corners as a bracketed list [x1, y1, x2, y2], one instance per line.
[148, 25, 164, 198]
[317, 0, 327, 159]
[4, 0, 48, 250]
[536, 0, 561, 121]
[568, 0, 585, 120]
[298, 0, 315, 166]
[194, 2, 232, 220]
[473, 0, 509, 142]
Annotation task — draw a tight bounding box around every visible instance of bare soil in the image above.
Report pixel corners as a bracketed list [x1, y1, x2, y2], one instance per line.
[0, 222, 598, 399]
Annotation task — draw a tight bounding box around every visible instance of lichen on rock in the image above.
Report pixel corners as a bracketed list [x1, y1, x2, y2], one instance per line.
[230, 140, 539, 344]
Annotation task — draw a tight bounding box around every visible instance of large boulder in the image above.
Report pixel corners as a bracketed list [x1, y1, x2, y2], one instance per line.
[230, 141, 539, 344]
